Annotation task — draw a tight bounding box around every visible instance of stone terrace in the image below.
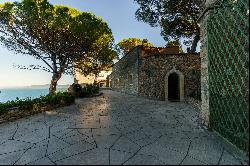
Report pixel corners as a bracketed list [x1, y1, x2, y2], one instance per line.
[0, 90, 248, 165]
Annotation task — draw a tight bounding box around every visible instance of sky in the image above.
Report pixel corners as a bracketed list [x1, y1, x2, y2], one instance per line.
[0, 0, 167, 88]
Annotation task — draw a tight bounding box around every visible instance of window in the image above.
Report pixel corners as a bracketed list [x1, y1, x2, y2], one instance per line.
[115, 78, 119, 86]
[119, 78, 123, 87]
[99, 73, 104, 77]
[128, 74, 133, 85]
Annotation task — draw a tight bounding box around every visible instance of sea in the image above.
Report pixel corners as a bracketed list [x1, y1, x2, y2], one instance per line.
[0, 85, 69, 103]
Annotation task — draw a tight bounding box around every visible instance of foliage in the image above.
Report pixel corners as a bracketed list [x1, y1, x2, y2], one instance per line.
[68, 83, 100, 98]
[68, 83, 82, 97]
[0, 0, 117, 94]
[134, 0, 202, 53]
[37, 91, 75, 105]
[117, 38, 154, 56]
[81, 83, 99, 96]
[166, 40, 183, 53]
[0, 92, 75, 115]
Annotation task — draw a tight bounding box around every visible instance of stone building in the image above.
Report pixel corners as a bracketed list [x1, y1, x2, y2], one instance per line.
[95, 69, 112, 88]
[74, 68, 112, 88]
[110, 45, 201, 101]
[110, 47, 140, 95]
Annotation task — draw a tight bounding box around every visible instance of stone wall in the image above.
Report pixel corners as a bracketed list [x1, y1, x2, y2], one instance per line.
[139, 52, 201, 101]
[110, 47, 140, 95]
[111, 45, 201, 102]
[199, 15, 210, 127]
[198, 0, 212, 127]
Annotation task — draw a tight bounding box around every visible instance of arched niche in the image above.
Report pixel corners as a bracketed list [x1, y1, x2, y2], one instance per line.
[165, 68, 184, 101]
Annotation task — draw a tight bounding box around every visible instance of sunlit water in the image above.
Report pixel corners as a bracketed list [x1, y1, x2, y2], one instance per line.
[0, 85, 69, 103]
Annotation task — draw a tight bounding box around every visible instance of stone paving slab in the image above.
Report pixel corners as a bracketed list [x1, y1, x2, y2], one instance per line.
[0, 90, 248, 165]
[56, 148, 109, 165]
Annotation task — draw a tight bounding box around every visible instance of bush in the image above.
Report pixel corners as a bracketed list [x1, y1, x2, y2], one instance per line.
[81, 83, 99, 97]
[40, 91, 75, 106]
[0, 91, 75, 115]
[67, 83, 100, 98]
[68, 83, 82, 97]
[0, 97, 34, 115]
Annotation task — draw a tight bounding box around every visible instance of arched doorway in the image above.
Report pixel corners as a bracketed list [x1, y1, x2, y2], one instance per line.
[168, 73, 180, 101]
[165, 68, 184, 101]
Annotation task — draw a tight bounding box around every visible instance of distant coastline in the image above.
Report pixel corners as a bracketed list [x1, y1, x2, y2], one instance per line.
[28, 84, 70, 89]
[0, 84, 70, 89]
[0, 85, 70, 102]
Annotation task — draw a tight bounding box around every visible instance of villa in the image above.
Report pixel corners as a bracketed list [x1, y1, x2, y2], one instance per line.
[74, 68, 112, 88]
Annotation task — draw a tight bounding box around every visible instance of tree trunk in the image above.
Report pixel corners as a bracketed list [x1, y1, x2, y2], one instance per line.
[190, 34, 200, 53]
[49, 72, 62, 95]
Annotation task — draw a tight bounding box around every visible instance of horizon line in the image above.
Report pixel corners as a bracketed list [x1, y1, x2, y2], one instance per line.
[0, 84, 71, 88]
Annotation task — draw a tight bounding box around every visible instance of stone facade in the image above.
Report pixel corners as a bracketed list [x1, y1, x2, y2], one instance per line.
[199, 5, 210, 127]
[110, 48, 139, 95]
[139, 50, 201, 101]
[110, 45, 201, 102]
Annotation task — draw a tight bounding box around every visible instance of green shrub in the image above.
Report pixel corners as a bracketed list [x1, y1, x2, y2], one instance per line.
[40, 91, 75, 105]
[68, 83, 82, 97]
[81, 83, 99, 97]
[0, 97, 34, 115]
[0, 91, 75, 115]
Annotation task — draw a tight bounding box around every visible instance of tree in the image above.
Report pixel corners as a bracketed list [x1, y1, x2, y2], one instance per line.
[134, 0, 201, 53]
[166, 40, 183, 53]
[0, 0, 117, 94]
[117, 38, 154, 56]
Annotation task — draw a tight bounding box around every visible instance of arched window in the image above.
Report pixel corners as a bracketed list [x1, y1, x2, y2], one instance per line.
[119, 78, 123, 87]
[128, 74, 133, 85]
[115, 78, 119, 86]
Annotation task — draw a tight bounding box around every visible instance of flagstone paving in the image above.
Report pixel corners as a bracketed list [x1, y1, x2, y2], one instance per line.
[0, 90, 248, 165]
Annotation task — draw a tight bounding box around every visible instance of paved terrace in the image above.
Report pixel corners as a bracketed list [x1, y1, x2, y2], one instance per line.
[0, 90, 248, 165]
